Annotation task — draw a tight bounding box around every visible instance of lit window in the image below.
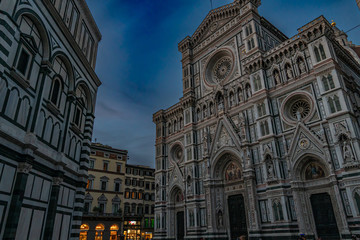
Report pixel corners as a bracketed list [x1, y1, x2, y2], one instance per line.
[103, 162, 108, 171]
[116, 163, 122, 173]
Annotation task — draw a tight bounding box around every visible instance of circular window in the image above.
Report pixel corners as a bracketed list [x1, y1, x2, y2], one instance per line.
[171, 144, 184, 163]
[290, 99, 311, 119]
[281, 92, 314, 124]
[204, 49, 234, 86]
[213, 56, 232, 82]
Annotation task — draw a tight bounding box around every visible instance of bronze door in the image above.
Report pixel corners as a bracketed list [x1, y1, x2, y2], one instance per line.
[310, 193, 340, 239]
[176, 211, 184, 240]
[228, 194, 247, 240]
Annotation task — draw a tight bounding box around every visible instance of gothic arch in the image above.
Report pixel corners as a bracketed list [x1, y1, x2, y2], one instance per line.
[14, 9, 51, 60]
[169, 185, 184, 203]
[211, 149, 243, 180]
[292, 153, 330, 181]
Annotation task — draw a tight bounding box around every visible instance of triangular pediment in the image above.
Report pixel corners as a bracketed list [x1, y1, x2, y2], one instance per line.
[288, 122, 326, 165]
[190, 2, 240, 45]
[209, 116, 241, 158]
[168, 163, 184, 192]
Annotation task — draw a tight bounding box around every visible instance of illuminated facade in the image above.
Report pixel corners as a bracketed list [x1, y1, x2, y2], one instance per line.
[123, 164, 155, 240]
[153, 0, 360, 239]
[80, 145, 155, 240]
[0, 0, 101, 239]
[80, 143, 128, 240]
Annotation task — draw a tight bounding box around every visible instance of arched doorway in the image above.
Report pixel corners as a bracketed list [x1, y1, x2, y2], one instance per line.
[95, 224, 105, 240]
[110, 224, 119, 240]
[223, 162, 247, 240]
[80, 224, 89, 240]
[169, 187, 185, 240]
[292, 156, 341, 239]
[212, 152, 248, 240]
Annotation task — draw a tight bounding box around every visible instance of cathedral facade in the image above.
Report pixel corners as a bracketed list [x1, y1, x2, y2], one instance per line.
[153, 1, 360, 240]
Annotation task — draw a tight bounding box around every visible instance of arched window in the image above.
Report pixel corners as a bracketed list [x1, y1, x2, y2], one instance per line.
[253, 75, 262, 92]
[272, 201, 284, 221]
[334, 95, 341, 111]
[80, 224, 89, 240]
[95, 224, 104, 240]
[319, 44, 326, 59]
[314, 46, 321, 62]
[322, 76, 329, 91]
[328, 97, 336, 113]
[50, 78, 61, 106]
[173, 120, 177, 132]
[168, 123, 171, 134]
[16, 16, 44, 78]
[110, 225, 119, 240]
[355, 192, 360, 215]
[73, 85, 89, 129]
[179, 117, 183, 129]
[328, 74, 335, 89]
[260, 120, 269, 136]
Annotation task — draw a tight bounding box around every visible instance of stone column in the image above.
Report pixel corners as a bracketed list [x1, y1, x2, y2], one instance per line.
[291, 185, 314, 236]
[3, 161, 32, 240]
[43, 176, 63, 240]
[243, 168, 260, 233]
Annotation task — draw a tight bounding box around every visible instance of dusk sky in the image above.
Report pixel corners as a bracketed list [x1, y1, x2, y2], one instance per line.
[86, 0, 360, 167]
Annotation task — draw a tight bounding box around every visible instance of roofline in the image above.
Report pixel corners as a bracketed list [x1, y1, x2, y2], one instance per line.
[79, 0, 102, 41]
[91, 143, 128, 154]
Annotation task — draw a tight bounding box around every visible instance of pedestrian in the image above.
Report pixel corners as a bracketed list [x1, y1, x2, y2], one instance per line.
[239, 236, 246, 240]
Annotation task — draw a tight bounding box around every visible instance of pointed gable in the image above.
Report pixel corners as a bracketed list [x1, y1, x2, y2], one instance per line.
[209, 116, 242, 158]
[287, 122, 326, 167]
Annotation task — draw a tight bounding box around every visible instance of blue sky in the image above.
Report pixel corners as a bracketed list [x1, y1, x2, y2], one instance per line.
[86, 0, 360, 167]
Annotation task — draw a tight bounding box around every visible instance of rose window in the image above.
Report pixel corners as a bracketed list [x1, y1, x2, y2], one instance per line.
[290, 100, 310, 119]
[213, 57, 232, 82]
[204, 49, 234, 86]
[171, 144, 184, 163]
[281, 92, 315, 124]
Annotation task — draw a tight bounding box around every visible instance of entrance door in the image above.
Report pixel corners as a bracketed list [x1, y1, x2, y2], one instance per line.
[176, 211, 185, 240]
[228, 195, 247, 240]
[310, 193, 340, 239]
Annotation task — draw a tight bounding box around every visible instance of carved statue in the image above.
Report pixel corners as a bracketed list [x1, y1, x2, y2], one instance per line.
[203, 132, 209, 157]
[217, 210, 223, 227]
[274, 71, 280, 85]
[218, 97, 224, 111]
[267, 161, 274, 179]
[239, 114, 247, 141]
[343, 141, 355, 164]
[299, 60, 306, 73]
[286, 66, 293, 79]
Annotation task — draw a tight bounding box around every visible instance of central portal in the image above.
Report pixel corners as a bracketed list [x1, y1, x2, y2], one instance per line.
[228, 194, 247, 239]
[176, 211, 184, 240]
[310, 193, 340, 239]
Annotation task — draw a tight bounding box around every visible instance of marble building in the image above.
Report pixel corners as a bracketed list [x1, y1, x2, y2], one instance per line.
[0, 0, 101, 239]
[153, 0, 360, 239]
